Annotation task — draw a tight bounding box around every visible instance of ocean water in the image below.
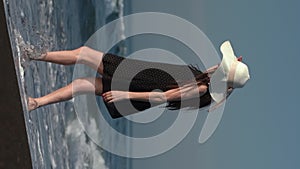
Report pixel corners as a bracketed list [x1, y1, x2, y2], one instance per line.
[3, 0, 130, 168]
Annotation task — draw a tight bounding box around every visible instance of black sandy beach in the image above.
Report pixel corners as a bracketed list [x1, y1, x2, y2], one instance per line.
[0, 1, 32, 168]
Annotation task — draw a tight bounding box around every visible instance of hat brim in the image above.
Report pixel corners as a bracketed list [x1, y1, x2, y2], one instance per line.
[209, 41, 237, 103]
[219, 41, 237, 73]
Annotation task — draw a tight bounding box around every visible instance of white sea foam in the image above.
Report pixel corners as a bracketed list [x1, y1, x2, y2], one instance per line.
[4, 0, 128, 168]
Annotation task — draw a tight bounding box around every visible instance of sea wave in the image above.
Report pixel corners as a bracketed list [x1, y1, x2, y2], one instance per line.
[3, 0, 128, 168]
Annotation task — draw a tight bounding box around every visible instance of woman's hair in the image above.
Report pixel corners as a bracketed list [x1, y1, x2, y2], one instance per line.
[165, 64, 212, 110]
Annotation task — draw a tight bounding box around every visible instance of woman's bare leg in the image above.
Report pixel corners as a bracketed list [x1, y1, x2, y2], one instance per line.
[35, 46, 105, 74]
[28, 77, 103, 111]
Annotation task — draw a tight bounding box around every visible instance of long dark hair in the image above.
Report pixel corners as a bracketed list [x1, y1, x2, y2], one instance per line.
[165, 64, 212, 110]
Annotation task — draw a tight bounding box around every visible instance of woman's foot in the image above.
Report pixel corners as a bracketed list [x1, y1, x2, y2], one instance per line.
[23, 44, 47, 60]
[15, 30, 47, 62]
[28, 97, 39, 111]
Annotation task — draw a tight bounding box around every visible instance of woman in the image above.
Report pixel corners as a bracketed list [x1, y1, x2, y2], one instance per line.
[27, 41, 250, 119]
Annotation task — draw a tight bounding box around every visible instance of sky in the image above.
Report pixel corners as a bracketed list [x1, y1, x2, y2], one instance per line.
[125, 0, 300, 169]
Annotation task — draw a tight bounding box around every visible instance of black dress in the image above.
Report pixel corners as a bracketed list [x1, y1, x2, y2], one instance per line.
[101, 53, 210, 119]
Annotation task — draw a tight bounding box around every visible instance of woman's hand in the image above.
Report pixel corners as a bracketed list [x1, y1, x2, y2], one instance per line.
[102, 91, 129, 103]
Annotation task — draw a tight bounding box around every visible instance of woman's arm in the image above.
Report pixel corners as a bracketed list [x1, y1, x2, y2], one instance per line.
[102, 84, 207, 103]
[164, 84, 207, 101]
[129, 91, 166, 103]
[102, 91, 166, 103]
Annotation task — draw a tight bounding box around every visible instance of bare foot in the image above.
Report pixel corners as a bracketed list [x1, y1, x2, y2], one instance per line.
[28, 97, 39, 111]
[23, 45, 47, 60]
[15, 30, 47, 63]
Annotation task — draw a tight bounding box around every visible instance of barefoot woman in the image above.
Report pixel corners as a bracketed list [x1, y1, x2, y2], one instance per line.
[28, 41, 250, 119]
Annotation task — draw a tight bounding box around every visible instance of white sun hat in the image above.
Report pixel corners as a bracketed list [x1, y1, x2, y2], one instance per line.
[209, 41, 250, 103]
